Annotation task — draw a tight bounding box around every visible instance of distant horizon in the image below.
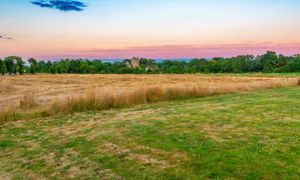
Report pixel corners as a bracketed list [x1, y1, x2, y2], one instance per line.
[2, 51, 300, 62]
[3, 51, 300, 63]
[3, 49, 300, 61]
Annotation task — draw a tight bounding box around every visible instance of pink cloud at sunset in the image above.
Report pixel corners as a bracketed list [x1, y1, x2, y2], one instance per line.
[60, 42, 300, 59]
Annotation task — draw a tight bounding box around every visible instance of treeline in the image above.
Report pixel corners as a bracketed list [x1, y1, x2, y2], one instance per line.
[1, 51, 300, 75]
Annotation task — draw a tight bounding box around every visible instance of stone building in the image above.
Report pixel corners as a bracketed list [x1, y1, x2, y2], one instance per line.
[123, 57, 141, 68]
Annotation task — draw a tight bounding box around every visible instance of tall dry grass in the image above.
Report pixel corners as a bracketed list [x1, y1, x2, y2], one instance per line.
[48, 77, 300, 115]
[1, 74, 298, 109]
[0, 108, 21, 124]
[0, 80, 14, 94]
[19, 90, 37, 109]
[0, 75, 299, 124]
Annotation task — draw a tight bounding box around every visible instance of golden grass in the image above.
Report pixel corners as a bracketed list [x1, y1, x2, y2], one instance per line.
[0, 74, 299, 123]
[19, 90, 37, 109]
[0, 108, 21, 124]
[49, 77, 300, 115]
[0, 80, 14, 94]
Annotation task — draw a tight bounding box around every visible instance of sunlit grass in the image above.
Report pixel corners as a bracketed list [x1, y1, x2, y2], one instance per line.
[0, 87, 300, 179]
[1, 74, 299, 124]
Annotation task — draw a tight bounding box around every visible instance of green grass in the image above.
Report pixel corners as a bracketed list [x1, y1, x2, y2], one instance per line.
[0, 87, 300, 179]
[201, 72, 300, 77]
[262, 72, 300, 76]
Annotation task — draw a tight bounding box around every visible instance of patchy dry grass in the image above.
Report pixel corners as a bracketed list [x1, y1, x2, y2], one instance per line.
[0, 80, 14, 94]
[0, 108, 21, 124]
[19, 90, 38, 110]
[0, 74, 299, 123]
[0, 87, 300, 179]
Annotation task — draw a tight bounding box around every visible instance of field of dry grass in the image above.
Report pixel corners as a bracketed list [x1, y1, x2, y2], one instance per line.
[0, 74, 299, 122]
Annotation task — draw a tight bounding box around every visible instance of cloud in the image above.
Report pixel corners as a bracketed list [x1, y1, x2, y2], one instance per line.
[0, 35, 12, 40]
[31, 0, 86, 12]
[69, 42, 300, 59]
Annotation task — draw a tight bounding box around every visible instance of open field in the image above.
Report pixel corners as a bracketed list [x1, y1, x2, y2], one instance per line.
[0, 87, 300, 179]
[1, 74, 299, 123]
[2, 74, 299, 109]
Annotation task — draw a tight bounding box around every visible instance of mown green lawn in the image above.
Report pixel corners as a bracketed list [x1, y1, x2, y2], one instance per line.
[0, 87, 300, 179]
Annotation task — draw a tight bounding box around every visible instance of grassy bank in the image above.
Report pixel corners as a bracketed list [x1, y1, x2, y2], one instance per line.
[0, 87, 300, 179]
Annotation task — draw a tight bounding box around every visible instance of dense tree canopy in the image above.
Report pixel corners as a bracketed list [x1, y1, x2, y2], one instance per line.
[0, 59, 7, 75]
[2, 56, 25, 75]
[1, 52, 300, 75]
[4, 56, 16, 75]
[28, 58, 38, 74]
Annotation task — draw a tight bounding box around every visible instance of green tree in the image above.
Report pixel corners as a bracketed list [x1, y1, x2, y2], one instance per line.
[28, 58, 38, 74]
[3, 52, 300, 75]
[4, 56, 16, 75]
[208, 58, 222, 73]
[260, 51, 278, 73]
[0, 59, 7, 75]
[189, 59, 209, 73]
[4, 56, 24, 75]
[16, 57, 25, 75]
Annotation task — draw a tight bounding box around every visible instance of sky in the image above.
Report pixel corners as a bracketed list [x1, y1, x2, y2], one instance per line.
[0, 0, 300, 60]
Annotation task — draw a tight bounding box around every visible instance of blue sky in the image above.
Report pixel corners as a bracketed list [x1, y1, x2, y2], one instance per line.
[1, 0, 300, 59]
